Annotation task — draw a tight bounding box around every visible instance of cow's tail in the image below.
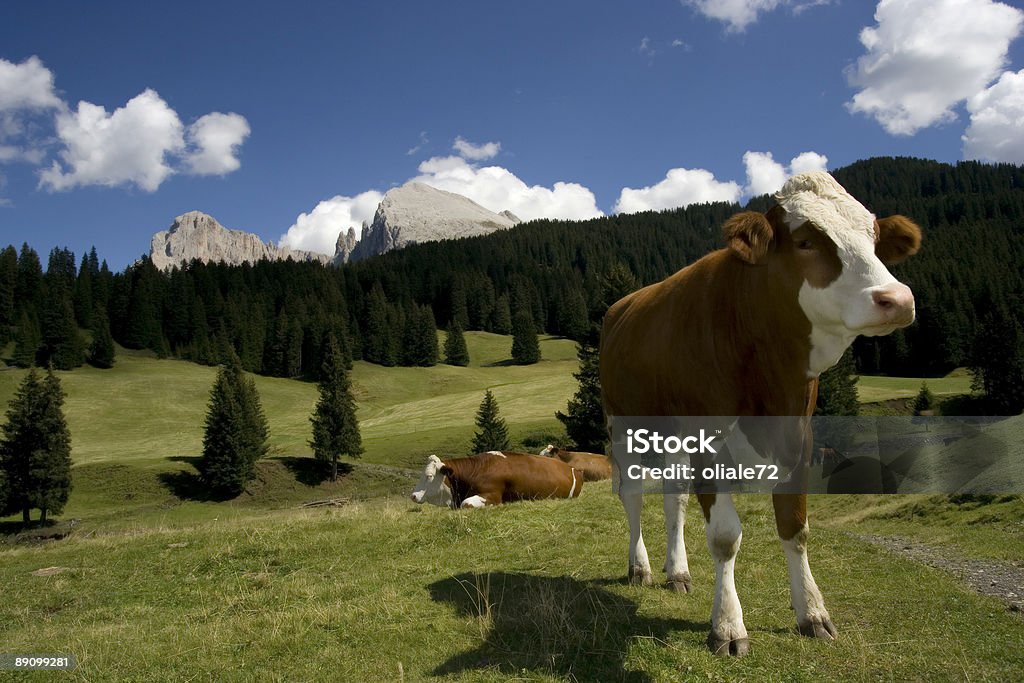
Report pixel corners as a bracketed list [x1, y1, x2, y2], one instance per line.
[569, 468, 579, 498]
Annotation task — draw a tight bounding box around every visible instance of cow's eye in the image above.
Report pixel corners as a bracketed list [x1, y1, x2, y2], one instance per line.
[797, 239, 814, 250]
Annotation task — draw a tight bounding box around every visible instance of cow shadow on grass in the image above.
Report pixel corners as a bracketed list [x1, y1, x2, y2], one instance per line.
[428, 572, 705, 682]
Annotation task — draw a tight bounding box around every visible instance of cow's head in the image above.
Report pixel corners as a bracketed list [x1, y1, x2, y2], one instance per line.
[410, 454, 454, 508]
[539, 444, 558, 457]
[723, 172, 921, 375]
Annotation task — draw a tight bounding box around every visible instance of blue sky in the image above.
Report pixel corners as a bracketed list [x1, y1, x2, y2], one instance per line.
[2, 0, 1023, 268]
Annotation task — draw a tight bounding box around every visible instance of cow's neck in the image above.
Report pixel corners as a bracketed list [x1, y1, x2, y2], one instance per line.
[806, 325, 856, 378]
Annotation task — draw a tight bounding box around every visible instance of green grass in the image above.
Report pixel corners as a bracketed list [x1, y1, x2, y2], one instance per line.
[1, 488, 1022, 681]
[856, 368, 974, 403]
[1, 338, 1022, 680]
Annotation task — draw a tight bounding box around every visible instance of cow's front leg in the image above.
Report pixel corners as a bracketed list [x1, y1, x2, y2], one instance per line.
[700, 493, 748, 656]
[621, 489, 653, 585]
[773, 493, 836, 640]
[663, 489, 691, 592]
[460, 494, 491, 508]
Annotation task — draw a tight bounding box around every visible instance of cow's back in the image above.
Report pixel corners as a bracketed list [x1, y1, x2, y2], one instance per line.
[457, 452, 581, 502]
[601, 249, 813, 418]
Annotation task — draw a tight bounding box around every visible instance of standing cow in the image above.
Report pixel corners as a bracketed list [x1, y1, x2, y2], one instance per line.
[600, 172, 921, 656]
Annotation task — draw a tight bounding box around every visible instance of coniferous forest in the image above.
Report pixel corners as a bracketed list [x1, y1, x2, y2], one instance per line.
[2, 158, 1023, 409]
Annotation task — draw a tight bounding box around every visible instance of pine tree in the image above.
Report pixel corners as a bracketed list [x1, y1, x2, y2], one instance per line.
[309, 336, 363, 481]
[490, 294, 512, 334]
[198, 352, 269, 497]
[0, 367, 73, 523]
[88, 309, 116, 369]
[404, 305, 438, 367]
[38, 289, 85, 370]
[471, 389, 509, 452]
[443, 320, 470, 366]
[913, 382, 937, 415]
[511, 308, 540, 365]
[971, 307, 1024, 415]
[12, 310, 41, 368]
[814, 348, 860, 416]
[0, 245, 17, 341]
[555, 338, 606, 452]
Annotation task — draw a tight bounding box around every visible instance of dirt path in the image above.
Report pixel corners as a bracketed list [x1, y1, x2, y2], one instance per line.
[854, 533, 1024, 614]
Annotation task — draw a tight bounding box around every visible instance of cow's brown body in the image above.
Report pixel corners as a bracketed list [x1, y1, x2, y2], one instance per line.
[541, 446, 613, 481]
[424, 452, 581, 507]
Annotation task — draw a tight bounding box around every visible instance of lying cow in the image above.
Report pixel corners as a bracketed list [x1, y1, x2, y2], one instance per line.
[539, 445, 613, 481]
[410, 451, 583, 508]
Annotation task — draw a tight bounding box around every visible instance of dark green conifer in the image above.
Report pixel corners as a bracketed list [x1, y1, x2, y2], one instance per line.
[471, 389, 509, 453]
[309, 335, 363, 481]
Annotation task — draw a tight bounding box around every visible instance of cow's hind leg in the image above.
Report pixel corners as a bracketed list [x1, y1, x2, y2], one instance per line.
[700, 492, 748, 656]
[663, 489, 691, 592]
[773, 493, 836, 640]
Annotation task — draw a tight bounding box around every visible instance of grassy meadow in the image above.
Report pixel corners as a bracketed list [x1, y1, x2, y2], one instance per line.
[1, 334, 1022, 681]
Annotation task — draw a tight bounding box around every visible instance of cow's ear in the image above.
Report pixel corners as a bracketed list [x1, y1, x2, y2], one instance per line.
[875, 215, 921, 265]
[439, 464, 453, 476]
[723, 211, 774, 264]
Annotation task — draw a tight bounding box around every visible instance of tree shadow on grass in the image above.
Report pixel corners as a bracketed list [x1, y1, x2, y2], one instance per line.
[279, 456, 353, 487]
[158, 456, 232, 502]
[428, 572, 706, 682]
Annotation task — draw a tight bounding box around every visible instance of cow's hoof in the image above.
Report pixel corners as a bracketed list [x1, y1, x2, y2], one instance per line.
[707, 631, 749, 657]
[666, 572, 692, 593]
[797, 616, 837, 640]
[628, 565, 654, 586]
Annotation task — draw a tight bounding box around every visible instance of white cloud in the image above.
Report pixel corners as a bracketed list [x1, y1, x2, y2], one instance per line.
[184, 112, 250, 176]
[281, 153, 603, 253]
[406, 130, 429, 156]
[743, 150, 829, 195]
[413, 155, 602, 221]
[452, 136, 501, 161]
[0, 56, 61, 111]
[963, 69, 1024, 163]
[614, 168, 742, 214]
[39, 89, 184, 192]
[279, 190, 384, 255]
[638, 37, 656, 57]
[846, 0, 1024, 136]
[36, 88, 251, 192]
[613, 150, 828, 214]
[684, 0, 782, 32]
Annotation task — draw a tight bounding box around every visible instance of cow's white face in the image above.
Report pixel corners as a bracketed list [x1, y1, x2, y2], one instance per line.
[539, 444, 556, 457]
[724, 172, 921, 377]
[410, 454, 453, 508]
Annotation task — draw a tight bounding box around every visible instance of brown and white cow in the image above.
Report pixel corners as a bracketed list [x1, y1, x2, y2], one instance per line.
[410, 451, 582, 508]
[600, 172, 921, 656]
[539, 445, 613, 481]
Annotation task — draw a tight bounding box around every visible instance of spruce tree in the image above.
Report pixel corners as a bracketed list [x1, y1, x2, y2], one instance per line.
[0, 367, 73, 524]
[491, 294, 512, 334]
[12, 311, 41, 368]
[556, 337, 606, 452]
[913, 382, 937, 415]
[471, 389, 509, 452]
[199, 352, 269, 497]
[309, 336, 363, 481]
[814, 348, 860, 416]
[510, 309, 540, 365]
[443, 320, 470, 366]
[88, 309, 116, 369]
[971, 308, 1024, 415]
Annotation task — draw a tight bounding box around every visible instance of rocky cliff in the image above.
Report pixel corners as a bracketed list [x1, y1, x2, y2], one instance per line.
[345, 183, 519, 262]
[150, 211, 332, 270]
